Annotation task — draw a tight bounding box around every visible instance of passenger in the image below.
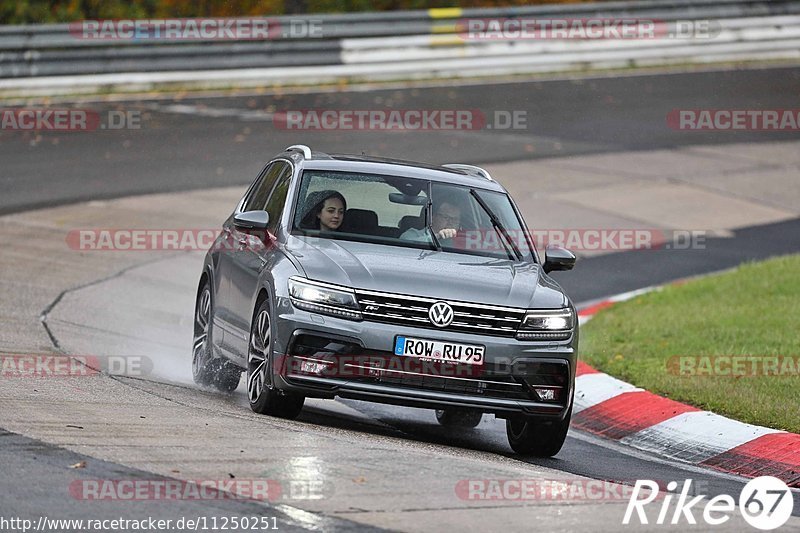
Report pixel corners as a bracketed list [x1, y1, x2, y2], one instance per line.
[401, 201, 461, 244]
[300, 190, 346, 232]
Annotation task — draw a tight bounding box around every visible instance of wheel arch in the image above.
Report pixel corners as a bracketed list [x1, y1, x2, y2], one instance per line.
[197, 271, 210, 299]
[196, 259, 215, 302]
[254, 287, 270, 317]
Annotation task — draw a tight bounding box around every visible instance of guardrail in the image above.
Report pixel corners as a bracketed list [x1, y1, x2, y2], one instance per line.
[0, 0, 798, 95]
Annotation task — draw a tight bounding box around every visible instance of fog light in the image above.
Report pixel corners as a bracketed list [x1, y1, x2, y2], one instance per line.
[301, 361, 329, 374]
[533, 387, 558, 401]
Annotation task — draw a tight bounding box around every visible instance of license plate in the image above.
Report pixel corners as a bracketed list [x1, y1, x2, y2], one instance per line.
[394, 336, 485, 365]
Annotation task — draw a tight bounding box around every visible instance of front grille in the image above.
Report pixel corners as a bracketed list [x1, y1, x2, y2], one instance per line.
[354, 288, 525, 337]
[287, 353, 532, 401]
[372, 371, 529, 400]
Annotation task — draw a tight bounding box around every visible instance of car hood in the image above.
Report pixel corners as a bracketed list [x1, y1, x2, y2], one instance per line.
[285, 236, 568, 309]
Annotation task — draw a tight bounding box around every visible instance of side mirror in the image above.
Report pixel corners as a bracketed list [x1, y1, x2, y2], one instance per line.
[543, 245, 576, 273]
[233, 210, 269, 230]
[233, 211, 275, 249]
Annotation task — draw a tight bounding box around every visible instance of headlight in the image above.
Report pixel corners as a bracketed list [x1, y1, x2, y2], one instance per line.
[517, 308, 574, 340]
[288, 277, 362, 320]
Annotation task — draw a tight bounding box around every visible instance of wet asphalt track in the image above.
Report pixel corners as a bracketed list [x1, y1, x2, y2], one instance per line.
[2, 66, 800, 216]
[2, 66, 800, 526]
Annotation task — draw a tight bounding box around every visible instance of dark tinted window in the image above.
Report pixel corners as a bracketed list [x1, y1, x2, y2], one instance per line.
[265, 167, 293, 232]
[243, 161, 288, 212]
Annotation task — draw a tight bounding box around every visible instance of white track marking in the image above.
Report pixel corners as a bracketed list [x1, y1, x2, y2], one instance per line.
[620, 411, 785, 464]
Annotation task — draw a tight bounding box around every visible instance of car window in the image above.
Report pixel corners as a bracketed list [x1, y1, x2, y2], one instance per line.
[291, 170, 532, 261]
[264, 166, 292, 232]
[297, 171, 425, 228]
[242, 161, 288, 212]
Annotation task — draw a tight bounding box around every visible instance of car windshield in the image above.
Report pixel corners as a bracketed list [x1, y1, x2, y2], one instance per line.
[291, 170, 534, 261]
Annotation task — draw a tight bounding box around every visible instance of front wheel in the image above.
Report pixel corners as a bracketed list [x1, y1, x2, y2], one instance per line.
[247, 299, 304, 419]
[192, 281, 242, 393]
[506, 407, 571, 457]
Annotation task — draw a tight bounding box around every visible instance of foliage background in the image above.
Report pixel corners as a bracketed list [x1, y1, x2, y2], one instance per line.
[2, 0, 598, 24]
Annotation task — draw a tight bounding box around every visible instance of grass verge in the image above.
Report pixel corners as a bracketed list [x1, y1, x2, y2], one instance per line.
[581, 254, 800, 433]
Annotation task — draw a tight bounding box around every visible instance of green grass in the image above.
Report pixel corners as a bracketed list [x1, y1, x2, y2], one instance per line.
[581, 254, 800, 433]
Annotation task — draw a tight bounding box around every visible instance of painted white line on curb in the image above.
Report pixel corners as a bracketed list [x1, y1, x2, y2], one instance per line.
[620, 410, 785, 464]
[573, 373, 642, 414]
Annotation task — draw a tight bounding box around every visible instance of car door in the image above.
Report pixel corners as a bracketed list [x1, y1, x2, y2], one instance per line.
[215, 161, 285, 348]
[224, 161, 293, 359]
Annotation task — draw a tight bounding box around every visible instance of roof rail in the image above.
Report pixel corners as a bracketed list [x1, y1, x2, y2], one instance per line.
[285, 144, 312, 159]
[442, 163, 493, 182]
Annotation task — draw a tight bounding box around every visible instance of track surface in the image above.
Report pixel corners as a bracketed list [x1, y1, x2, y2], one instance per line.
[2, 66, 799, 215]
[2, 66, 800, 529]
[0, 429, 375, 532]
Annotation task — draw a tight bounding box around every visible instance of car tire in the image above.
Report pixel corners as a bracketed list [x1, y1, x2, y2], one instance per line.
[247, 298, 304, 419]
[192, 280, 242, 393]
[435, 408, 482, 428]
[505, 407, 571, 457]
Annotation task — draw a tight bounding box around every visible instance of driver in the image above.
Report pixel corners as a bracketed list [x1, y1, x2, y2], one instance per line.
[400, 201, 461, 244]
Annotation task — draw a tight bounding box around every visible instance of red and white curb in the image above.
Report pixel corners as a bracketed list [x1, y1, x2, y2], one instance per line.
[574, 288, 800, 488]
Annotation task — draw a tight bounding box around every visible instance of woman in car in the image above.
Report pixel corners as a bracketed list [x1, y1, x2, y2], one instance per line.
[300, 190, 347, 232]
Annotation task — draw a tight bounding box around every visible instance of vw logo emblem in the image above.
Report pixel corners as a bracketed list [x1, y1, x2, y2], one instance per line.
[428, 301, 454, 328]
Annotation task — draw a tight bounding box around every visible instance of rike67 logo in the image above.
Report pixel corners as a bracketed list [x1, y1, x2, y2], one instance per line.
[624, 477, 795, 530]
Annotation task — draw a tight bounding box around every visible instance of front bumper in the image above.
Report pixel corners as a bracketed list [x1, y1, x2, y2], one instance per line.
[272, 297, 577, 419]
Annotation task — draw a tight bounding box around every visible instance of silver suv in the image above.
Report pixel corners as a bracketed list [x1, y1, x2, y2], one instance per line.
[193, 145, 578, 456]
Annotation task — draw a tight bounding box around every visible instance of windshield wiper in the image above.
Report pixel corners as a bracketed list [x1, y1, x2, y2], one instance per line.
[425, 185, 442, 251]
[469, 189, 522, 261]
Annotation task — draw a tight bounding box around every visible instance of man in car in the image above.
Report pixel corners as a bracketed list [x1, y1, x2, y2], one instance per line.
[400, 200, 461, 244]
